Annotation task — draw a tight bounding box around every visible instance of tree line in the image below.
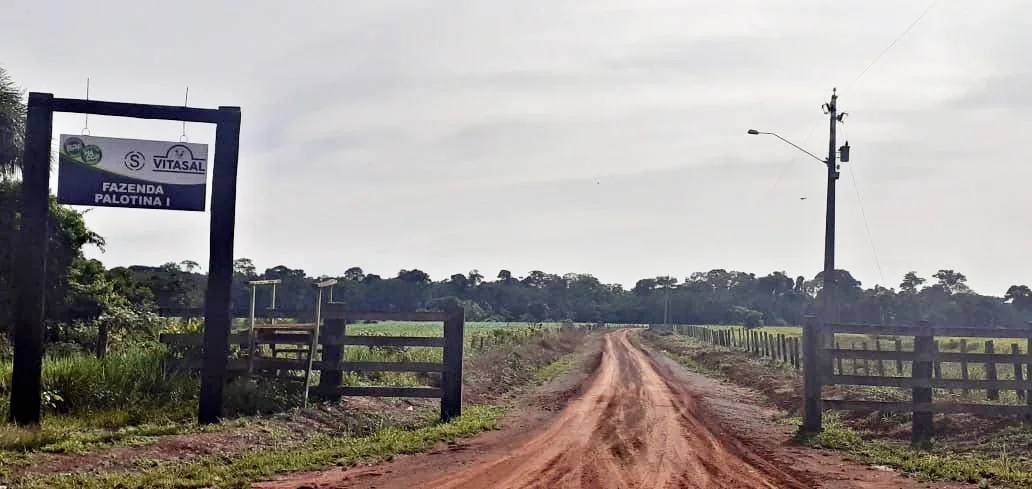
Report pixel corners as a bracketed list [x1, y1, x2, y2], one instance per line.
[92, 260, 1032, 328]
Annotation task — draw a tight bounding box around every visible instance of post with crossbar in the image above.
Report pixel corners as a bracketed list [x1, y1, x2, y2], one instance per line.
[198, 106, 242, 425]
[441, 307, 465, 421]
[9, 93, 54, 426]
[303, 279, 338, 408]
[802, 315, 822, 434]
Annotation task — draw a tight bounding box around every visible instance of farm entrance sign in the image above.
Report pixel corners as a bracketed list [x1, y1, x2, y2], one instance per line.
[57, 135, 208, 211]
[10, 94, 240, 427]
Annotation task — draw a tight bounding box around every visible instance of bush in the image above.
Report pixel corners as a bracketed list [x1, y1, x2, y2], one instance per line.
[0, 345, 197, 419]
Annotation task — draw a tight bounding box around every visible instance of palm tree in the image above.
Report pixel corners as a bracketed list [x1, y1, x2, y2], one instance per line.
[180, 260, 202, 273]
[0, 66, 26, 179]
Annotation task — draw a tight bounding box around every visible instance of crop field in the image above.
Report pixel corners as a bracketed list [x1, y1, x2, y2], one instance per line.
[346, 320, 562, 337]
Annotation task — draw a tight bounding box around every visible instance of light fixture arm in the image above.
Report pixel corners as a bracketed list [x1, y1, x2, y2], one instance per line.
[748, 130, 827, 165]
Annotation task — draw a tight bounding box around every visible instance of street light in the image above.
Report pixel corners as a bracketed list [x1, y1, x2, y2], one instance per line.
[746, 130, 827, 164]
[747, 88, 850, 434]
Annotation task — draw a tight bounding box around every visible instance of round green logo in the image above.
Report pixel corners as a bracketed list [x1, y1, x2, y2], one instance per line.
[81, 145, 103, 166]
[63, 137, 84, 158]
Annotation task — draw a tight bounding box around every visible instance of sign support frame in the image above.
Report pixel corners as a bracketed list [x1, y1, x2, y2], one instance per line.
[10, 93, 241, 426]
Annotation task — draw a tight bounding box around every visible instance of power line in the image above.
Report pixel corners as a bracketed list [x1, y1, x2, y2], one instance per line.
[846, 163, 885, 285]
[837, 1, 939, 287]
[848, 0, 940, 88]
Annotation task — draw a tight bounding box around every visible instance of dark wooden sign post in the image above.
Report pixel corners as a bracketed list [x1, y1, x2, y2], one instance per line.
[10, 93, 241, 426]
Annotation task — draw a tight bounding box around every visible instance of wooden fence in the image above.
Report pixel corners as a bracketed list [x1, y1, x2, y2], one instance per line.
[664, 321, 1032, 446]
[660, 324, 802, 371]
[160, 309, 465, 421]
[805, 318, 1032, 444]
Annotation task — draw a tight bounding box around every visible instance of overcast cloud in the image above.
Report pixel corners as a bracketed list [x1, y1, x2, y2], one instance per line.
[2, 0, 1030, 294]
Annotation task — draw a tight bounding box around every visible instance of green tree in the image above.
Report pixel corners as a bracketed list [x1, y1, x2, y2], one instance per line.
[1005, 285, 1032, 312]
[343, 266, 365, 282]
[933, 269, 970, 295]
[900, 271, 926, 295]
[0, 66, 25, 179]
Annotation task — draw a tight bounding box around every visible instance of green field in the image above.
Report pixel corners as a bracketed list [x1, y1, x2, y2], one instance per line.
[345, 320, 563, 337]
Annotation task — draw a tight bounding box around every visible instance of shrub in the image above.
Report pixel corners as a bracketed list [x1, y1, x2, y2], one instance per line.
[0, 345, 196, 419]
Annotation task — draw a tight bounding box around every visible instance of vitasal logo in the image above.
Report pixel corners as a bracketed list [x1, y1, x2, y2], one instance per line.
[151, 144, 205, 175]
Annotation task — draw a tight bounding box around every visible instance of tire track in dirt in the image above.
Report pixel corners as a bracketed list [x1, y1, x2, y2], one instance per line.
[382, 330, 811, 489]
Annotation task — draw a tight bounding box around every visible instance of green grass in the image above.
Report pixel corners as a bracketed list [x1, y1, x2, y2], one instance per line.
[11, 405, 504, 489]
[0, 416, 223, 456]
[534, 354, 577, 383]
[0, 346, 197, 422]
[795, 416, 1032, 488]
[346, 320, 561, 336]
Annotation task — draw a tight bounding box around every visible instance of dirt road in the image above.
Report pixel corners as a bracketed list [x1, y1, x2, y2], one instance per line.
[258, 330, 971, 489]
[415, 329, 808, 489]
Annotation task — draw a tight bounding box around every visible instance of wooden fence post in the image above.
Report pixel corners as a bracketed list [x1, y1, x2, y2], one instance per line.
[1013, 344, 1025, 401]
[441, 308, 465, 421]
[875, 339, 885, 377]
[933, 341, 943, 390]
[802, 315, 822, 433]
[895, 338, 904, 375]
[794, 337, 802, 371]
[986, 340, 999, 401]
[912, 321, 934, 447]
[317, 318, 346, 401]
[960, 339, 969, 397]
[861, 342, 870, 376]
[1026, 324, 1032, 418]
[835, 340, 843, 375]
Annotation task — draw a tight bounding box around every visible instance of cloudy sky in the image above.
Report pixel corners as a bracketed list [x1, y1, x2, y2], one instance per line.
[2, 1, 1030, 294]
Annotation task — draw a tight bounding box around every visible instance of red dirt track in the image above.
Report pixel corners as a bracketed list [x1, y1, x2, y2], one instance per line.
[257, 330, 972, 489]
[417, 329, 808, 488]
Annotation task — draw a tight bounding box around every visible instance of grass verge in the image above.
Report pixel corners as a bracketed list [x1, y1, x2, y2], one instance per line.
[13, 405, 503, 489]
[795, 416, 1032, 488]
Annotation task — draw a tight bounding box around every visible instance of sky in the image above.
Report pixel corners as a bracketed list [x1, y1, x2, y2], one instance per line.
[2, 1, 1031, 295]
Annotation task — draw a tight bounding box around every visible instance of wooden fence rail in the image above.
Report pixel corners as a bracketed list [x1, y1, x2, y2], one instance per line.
[160, 309, 465, 421]
[660, 320, 1032, 446]
[808, 317, 1032, 446]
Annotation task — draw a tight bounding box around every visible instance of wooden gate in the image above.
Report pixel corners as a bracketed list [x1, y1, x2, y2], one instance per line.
[161, 308, 465, 421]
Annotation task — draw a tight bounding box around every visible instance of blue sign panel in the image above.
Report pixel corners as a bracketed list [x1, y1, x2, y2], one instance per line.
[56, 134, 208, 211]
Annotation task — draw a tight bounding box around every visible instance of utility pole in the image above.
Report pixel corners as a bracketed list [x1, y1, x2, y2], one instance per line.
[747, 89, 849, 435]
[823, 89, 838, 323]
[663, 288, 670, 327]
[821, 88, 847, 324]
